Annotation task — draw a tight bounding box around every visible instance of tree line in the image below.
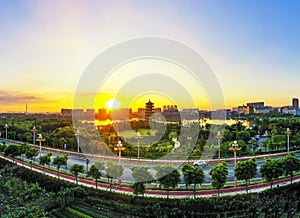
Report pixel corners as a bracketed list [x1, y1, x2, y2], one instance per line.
[1, 142, 300, 199]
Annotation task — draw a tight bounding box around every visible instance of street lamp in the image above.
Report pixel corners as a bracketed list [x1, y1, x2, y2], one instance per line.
[187, 137, 192, 163]
[136, 132, 142, 161]
[4, 123, 8, 139]
[114, 141, 125, 164]
[229, 140, 241, 188]
[216, 131, 223, 162]
[37, 134, 43, 157]
[75, 130, 81, 153]
[32, 126, 37, 145]
[286, 128, 292, 154]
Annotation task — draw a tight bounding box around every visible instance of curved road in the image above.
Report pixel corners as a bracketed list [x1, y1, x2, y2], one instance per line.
[1, 154, 299, 198]
[2, 139, 300, 184]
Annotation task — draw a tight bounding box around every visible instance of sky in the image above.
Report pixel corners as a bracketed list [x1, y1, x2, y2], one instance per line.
[0, 0, 300, 112]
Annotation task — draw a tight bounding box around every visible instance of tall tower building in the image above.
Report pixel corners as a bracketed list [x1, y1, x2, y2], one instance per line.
[145, 99, 154, 121]
[292, 98, 299, 109]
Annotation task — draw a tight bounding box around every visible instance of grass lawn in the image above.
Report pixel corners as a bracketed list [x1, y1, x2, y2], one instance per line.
[118, 129, 157, 138]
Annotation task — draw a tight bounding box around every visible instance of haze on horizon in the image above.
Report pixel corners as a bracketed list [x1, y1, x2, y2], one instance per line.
[0, 0, 300, 113]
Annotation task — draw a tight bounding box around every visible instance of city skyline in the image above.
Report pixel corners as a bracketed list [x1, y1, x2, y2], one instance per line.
[1, 95, 299, 114]
[1, 1, 300, 112]
[63, 96, 300, 118]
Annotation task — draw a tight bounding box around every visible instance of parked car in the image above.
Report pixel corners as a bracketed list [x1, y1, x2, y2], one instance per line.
[193, 160, 207, 167]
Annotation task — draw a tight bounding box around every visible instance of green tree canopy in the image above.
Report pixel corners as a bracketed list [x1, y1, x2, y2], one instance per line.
[39, 153, 52, 167]
[25, 147, 39, 162]
[4, 144, 22, 161]
[281, 153, 300, 184]
[131, 166, 154, 196]
[87, 161, 104, 189]
[260, 158, 283, 188]
[53, 155, 68, 178]
[70, 164, 84, 185]
[155, 165, 181, 199]
[234, 158, 257, 192]
[105, 161, 124, 192]
[209, 162, 228, 196]
[182, 163, 205, 198]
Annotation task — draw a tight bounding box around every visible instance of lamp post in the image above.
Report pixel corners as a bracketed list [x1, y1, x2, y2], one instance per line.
[4, 123, 8, 139]
[216, 131, 222, 162]
[286, 128, 291, 154]
[187, 137, 192, 163]
[229, 140, 241, 188]
[114, 141, 125, 164]
[32, 126, 37, 145]
[37, 134, 43, 157]
[136, 132, 142, 161]
[75, 130, 81, 153]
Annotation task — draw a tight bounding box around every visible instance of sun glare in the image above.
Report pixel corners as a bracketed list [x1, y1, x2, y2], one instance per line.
[105, 98, 120, 109]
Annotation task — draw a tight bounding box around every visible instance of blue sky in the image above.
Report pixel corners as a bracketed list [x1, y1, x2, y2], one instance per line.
[0, 0, 299, 112]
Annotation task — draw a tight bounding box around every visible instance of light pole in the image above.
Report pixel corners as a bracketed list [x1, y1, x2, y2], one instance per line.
[286, 128, 291, 154]
[4, 123, 8, 139]
[136, 132, 142, 161]
[229, 140, 241, 188]
[114, 141, 125, 164]
[187, 137, 192, 163]
[216, 131, 222, 162]
[37, 134, 43, 157]
[32, 126, 37, 145]
[75, 130, 81, 153]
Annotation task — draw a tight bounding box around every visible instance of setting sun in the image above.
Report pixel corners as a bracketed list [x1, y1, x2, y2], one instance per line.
[105, 98, 121, 109]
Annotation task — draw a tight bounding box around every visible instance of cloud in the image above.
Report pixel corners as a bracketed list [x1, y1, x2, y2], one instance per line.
[0, 90, 42, 105]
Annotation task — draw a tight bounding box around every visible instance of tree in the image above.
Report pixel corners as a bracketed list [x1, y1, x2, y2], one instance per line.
[234, 158, 257, 193]
[53, 155, 68, 178]
[20, 143, 29, 164]
[131, 166, 154, 196]
[85, 158, 90, 172]
[281, 153, 300, 184]
[155, 165, 181, 199]
[260, 158, 283, 188]
[249, 138, 258, 155]
[25, 147, 39, 168]
[4, 144, 22, 162]
[182, 164, 205, 198]
[209, 162, 228, 196]
[105, 161, 124, 192]
[70, 164, 84, 185]
[132, 182, 145, 196]
[168, 131, 178, 140]
[39, 152, 52, 166]
[237, 131, 251, 142]
[64, 155, 69, 170]
[39, 153, 52, 174]
[87, 161, 105, 189]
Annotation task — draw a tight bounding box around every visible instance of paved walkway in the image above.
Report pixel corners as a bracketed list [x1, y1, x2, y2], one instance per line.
[1, 154, 299, 199]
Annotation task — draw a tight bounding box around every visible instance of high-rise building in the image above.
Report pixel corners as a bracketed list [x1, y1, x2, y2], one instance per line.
[246, 102, 264, 109]
[292, 98, 299, 109]
[145, 99, 154, 121]
[61, 108, 72, 116]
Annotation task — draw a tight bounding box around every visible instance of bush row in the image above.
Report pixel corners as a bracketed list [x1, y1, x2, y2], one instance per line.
[1, 157, 300, 217]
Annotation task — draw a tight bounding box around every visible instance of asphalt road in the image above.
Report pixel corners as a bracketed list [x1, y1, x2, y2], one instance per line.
[1, 153, 300, 198]
[3, 139, 300, 185]
[35, 150, 300, 185]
